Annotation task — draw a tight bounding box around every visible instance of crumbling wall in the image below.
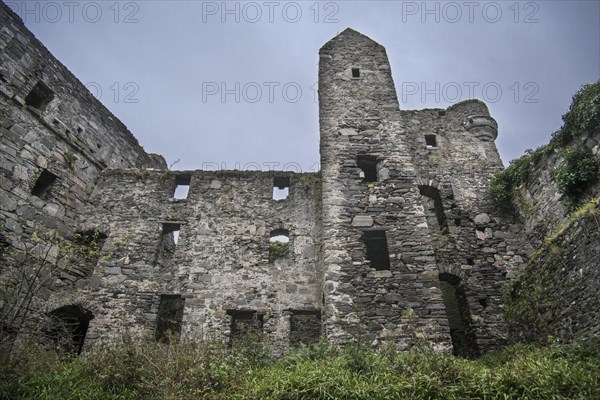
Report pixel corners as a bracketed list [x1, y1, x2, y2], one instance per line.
[318, 29, 521, 354]
[505, 126, 600, 343]
[66, 170, 321, 354]
[0, 2, 164, 245]
[0, 2, 164, 349]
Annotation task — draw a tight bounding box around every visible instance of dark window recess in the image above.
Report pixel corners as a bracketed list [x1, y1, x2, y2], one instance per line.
[351, 68, 360, 78]
[425, 134, 437, 148]
[25, 81, 55, 111]
[466, 258, 475, 266]
[70, 230, 107, 278]
[273, 176, 290, 200]
[439, 273, 479, 358]
[454, 218, 461, 227]
[31, 169, 57, 199]
[155, 295, 185, 343]
[45, 305, 94, 355]
[289, 310, 321, 347]
[357, 155, 379, 182]
[162, 223, 181, 245]
[438, 110, 446, 116]
[228, 310, 263, 347]
[173, 174, 191, 200]
[363, 230, 391, 270]
[419, 185, 448, 232]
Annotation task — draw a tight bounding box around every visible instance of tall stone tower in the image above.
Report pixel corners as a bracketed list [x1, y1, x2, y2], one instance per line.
[319, 29, 512, 355]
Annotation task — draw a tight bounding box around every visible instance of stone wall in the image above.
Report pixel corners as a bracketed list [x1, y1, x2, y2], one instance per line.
[318, 29, 524, 354]
[512, 129, 600, 247]
[0, 2, 165, 249]
[58, 170, 322, 355]
[506, 127, 600, 342]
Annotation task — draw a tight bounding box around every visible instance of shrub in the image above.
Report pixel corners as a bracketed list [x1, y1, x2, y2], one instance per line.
[554, 146, 598, 198]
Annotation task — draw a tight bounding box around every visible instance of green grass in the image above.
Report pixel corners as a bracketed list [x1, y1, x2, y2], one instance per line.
[1, 339, 599, 400]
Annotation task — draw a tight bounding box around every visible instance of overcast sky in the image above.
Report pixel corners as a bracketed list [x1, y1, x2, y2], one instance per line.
[10, 0, 600, 171]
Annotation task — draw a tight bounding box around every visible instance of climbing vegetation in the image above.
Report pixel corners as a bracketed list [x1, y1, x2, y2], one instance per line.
[490, 80, 600, 210]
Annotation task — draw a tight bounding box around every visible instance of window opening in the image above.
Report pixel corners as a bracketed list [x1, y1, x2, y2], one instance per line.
[439, 273, 479, 358]
[173, 174, 191, 200]
[31, 169, 57, 199]
[273, 176, 290, 200]
[155, 295, 185, 343]
[425, 134, 437, 148]
[25, 81, 55, 111]
[357, 155, 379, 182]
[363, 230, 390, 270]
[228, 310, 263, 347]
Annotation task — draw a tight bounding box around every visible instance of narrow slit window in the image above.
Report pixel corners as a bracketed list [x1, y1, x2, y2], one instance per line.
[351, 68, 360, 78]
[425, 134, 437, 148]
[155, 295, 185, 343]
[363, 230, 390, 270]
[25, 81, 55, 111]
[357, 155, 378, 182]
[173, 174, 191, 200]
[31, 169, 57, 199]
[273, 176, 290, 200]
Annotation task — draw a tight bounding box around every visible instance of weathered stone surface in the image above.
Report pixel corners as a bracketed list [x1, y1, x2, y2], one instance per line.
[1, 5, 596, 358]
[351, 215, 373, 227]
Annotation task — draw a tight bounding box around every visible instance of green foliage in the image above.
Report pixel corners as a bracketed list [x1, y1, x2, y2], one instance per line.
[490, 80, 600, 211]
[2, 339, 599, 399]
[490, 147, 549, 212]
[554, 146, 598, 198]
[554, 80, 600, 145]
[268, 241, 288, 263]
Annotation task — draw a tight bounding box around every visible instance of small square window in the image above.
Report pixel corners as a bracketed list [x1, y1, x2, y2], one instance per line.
[273, 176, 290, 200]
[31, 169, 57, 199]
[173, 174, 191, 200]
[351, 68, 360, 78]
[25, 81, 55, 111]
[228, 310, 263, 347]
[425, 134, 437, 148]
[357, 155, 379, 182]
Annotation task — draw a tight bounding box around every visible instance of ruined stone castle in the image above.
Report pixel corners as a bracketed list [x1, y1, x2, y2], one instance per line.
[1, 2, 598, 357]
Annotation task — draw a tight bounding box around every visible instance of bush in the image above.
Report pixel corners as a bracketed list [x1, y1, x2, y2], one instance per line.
[2, 339, 599, 399]
[554, 146, 598, 198]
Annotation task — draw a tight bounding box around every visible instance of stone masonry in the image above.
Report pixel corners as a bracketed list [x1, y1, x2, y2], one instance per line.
[2, 2, 595, 357]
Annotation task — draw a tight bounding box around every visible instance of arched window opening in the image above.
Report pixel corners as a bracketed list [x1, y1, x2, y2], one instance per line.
[439, 273, 479, 358]
[269, 229, 289, 262]
[419, 185, 448, 232]
[46, 305, 94, 354]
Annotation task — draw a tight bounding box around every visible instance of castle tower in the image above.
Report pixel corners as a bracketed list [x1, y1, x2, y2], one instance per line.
[319, 29, 509, 354]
